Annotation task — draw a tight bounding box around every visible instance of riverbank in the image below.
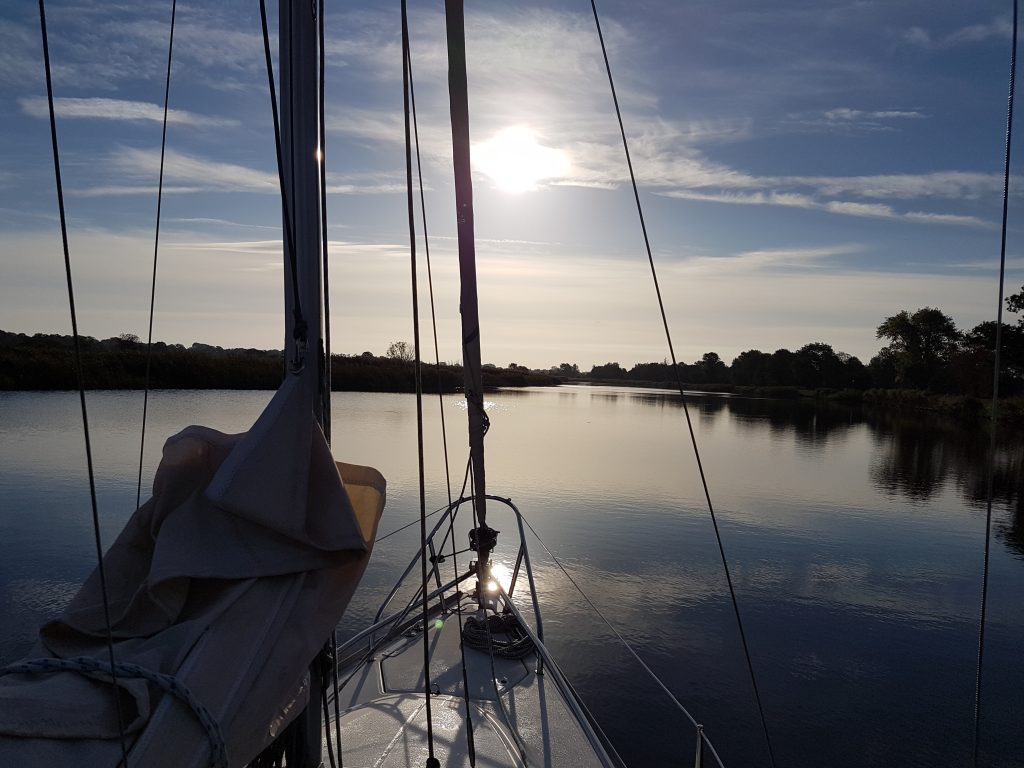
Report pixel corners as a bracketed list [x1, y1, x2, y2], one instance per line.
[0, 332, 560, 392]
[577, 376, 1024, 424]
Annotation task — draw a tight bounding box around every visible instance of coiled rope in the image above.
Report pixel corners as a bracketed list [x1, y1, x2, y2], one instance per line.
[0, 657, 226, 768]
[462, 614, 536, 660]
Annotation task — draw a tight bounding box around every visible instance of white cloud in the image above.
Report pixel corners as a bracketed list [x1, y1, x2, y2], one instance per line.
[661, 189, 991, 229]
[111, 147, 277, 192]
[19, 97, 236, 127]
[903, 18, 1013, 49]
[788, 171, 1000, 200]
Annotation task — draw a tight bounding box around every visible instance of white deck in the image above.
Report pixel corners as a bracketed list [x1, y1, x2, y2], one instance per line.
[329, 602, 611, 767]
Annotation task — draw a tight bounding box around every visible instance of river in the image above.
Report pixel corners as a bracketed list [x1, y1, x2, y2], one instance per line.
[0, 386, 1021, 767]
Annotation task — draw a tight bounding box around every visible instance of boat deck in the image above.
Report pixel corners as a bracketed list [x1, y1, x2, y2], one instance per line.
[329, 600, 609, 767]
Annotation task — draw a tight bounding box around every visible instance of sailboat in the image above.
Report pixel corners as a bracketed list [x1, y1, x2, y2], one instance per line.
[0, 0, 730, 766]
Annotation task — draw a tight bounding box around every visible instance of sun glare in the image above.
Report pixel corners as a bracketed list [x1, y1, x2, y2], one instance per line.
[474, 126, 569, 193]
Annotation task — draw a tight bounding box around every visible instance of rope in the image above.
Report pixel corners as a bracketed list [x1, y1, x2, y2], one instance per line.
[462, 614, 535, 660]
[407, 46, 474, 761]
[408, 23, 453, 512]
[587, 2, 776, 765]
[400, 2, 438, 764]
[1, 657, 227, 768]
[36, 2, 129, 764]
[330, 630, 344, 768]
[973, 1, 1018, 763]
[136, 0, 177, 514]
[258, 0, 307, 373]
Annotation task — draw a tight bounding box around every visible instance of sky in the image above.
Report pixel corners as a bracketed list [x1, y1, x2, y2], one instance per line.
[1, 0, 1023, 370]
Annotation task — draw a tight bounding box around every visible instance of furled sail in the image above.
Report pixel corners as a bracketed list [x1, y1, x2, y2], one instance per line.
[0, 375, 385, 766]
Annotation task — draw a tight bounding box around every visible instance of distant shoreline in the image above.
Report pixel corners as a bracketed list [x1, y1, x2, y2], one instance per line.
[0, 331, 559, 393]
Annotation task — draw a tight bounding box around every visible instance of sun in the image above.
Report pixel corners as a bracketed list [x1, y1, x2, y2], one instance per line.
[473, 126, 569, 193]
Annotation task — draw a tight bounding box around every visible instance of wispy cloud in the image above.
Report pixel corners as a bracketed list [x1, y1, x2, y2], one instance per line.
[312, 4, 1003, 234]
[112, 147, 276, 192]
[677, 244, 862, 273]
[783, 107, 929, 133]
[660, 189, 991, 228]
[19, 96, 236, 127]
[824, 109, 924, 122]
[903, 18, 1013, 48]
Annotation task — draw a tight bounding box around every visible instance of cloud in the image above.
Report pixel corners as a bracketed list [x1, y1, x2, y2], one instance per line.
[678, 244, 862, 273]
[823, 108, 924, 122]
[789, 171, 1000, 200]
[19, 97, 236, 127]
[660, 189, 991, 228]
[110, 147, 277, 192]
[315, 4, 998, 230]
[903, 18, 1013, 48]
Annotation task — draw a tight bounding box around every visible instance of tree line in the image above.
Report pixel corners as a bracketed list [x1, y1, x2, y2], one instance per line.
[4, 285, 1023, 399]
[0, 332, 558, 392]
[556, 288, 1024, 399]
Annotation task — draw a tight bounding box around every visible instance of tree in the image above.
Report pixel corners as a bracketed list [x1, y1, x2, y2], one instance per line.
[731, 349, 771, 386]
[767, 349, 796, 386]
[386, 340, 414, 362]
[1008, 285, 1024, 320]
[793, 342, 844, 388]
[558, 362, 580, 377]
[696, 352, 728, 384]
[876, 307, 961, 390]
[590, 362, 627, 379]
[952, 321, 1024, 396]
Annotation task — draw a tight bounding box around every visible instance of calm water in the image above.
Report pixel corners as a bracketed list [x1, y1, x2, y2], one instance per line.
[1, 386, 1022, 767]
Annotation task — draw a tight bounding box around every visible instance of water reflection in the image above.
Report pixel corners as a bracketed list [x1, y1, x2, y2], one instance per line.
[865, 409, 1024, 557]
[2, 388, 1023, 767]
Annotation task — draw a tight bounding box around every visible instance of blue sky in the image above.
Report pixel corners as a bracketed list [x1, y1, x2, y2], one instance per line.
[1, 0, 1022, 369]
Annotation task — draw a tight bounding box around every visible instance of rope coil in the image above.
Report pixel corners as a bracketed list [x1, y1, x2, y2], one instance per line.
[0, 657, 227, 768]
[462, 613, 536, 660]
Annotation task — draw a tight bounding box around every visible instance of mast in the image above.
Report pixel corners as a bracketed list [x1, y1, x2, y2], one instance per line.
[445, 0, 496, 574]
[279, 1, 327, 764]
[280, 0, 327, 426]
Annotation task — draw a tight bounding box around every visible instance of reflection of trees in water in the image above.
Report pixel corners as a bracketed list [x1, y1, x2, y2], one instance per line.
[866, 411, 964, 501]
[727, 396, 860, 445]
[625, 390, 862, 444]
[951, 438, 1024, 559]
[866, 409, 1024, 558]
[566, 387, 1024, 558]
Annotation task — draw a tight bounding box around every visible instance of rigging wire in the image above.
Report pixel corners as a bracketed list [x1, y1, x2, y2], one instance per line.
[407, 44, 472, 759]
[316, 2, 343, 763]
[973, 1, 1018, 763]
[409, 22, 453, 512]
[400, 1, 439, 764]
[36, 0, 129, 763]
[135, 0, 177, 513]
[587, 2, 776, 765]
[258, 0, 307, 372]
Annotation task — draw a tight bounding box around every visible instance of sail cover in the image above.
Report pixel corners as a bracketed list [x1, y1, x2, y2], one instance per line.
[0, 376, 385, 766]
